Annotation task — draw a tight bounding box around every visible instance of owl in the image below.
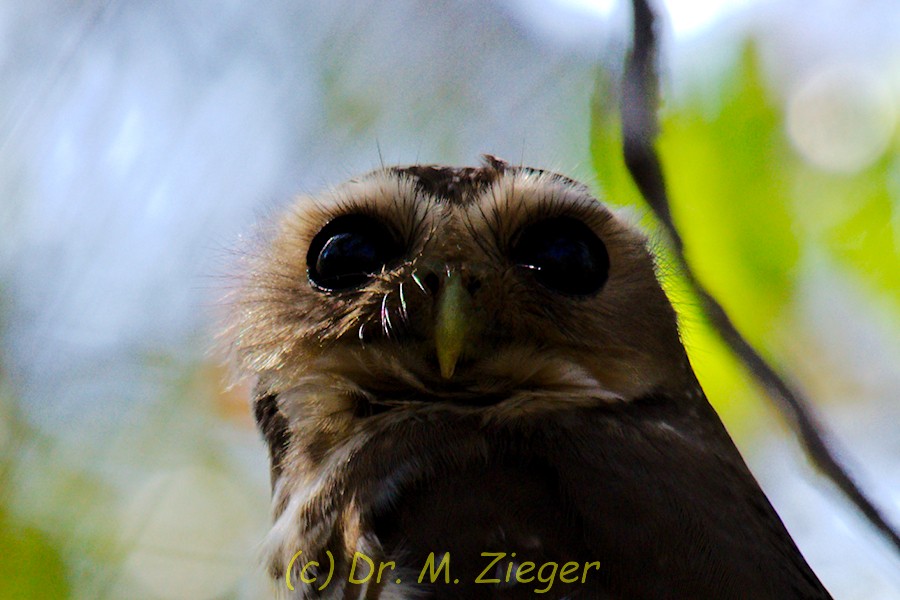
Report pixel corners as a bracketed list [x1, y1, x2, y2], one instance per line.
[226, 156, 831, 599]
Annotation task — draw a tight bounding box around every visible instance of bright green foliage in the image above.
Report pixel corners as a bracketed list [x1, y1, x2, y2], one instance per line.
[590, 42, 899, 425]
[658, 46, 799, 341]
[795, 153, 900, 307]
[0, 515, 70, 598]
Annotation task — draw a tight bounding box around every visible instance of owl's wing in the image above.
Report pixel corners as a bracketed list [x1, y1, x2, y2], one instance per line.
[337, 397, 830, 599]
[549, 394, 832, 600]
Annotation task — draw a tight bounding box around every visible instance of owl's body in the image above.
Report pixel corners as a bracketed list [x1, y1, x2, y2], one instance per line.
[228, 157, 830, 599]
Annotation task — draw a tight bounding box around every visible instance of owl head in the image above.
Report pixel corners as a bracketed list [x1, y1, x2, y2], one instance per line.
[228, 156, 691, 413]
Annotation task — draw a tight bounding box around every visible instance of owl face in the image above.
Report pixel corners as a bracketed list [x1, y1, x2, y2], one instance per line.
[231, 156, 689, 408]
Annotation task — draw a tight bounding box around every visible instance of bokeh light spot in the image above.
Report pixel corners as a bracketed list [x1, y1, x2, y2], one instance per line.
[787, 64, 896, 173]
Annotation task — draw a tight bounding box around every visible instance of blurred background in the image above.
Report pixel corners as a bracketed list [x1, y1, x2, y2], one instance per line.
[0, 0, 898, 597]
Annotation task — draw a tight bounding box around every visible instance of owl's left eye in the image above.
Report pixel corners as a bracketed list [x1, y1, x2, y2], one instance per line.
[511, 217, 609, 296]
[306, 214, 402, 291]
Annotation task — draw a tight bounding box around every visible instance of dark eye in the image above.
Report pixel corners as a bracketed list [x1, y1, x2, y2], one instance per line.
[306, 214, 402, 291]
[511, 216, 609, 295]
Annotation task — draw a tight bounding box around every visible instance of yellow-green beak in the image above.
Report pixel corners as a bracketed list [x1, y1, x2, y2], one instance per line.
[434, 272, 472, 379]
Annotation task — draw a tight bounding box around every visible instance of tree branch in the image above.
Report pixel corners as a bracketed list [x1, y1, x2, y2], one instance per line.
[622, 0, 900, 553]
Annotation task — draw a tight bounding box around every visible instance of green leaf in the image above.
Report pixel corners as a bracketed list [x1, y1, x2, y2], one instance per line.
[589, 44, 800, 424]
[0, 517, 70, 599]
[657, 44, 799, 340]
[793, 152, 900, 307]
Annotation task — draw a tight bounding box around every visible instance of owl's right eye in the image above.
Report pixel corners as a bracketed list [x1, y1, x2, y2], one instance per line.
[511, 216, 609, 296]
[306, 214, 402, 291]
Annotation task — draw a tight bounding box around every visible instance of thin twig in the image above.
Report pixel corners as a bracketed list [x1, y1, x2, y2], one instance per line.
[621, 0, 900, 553]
